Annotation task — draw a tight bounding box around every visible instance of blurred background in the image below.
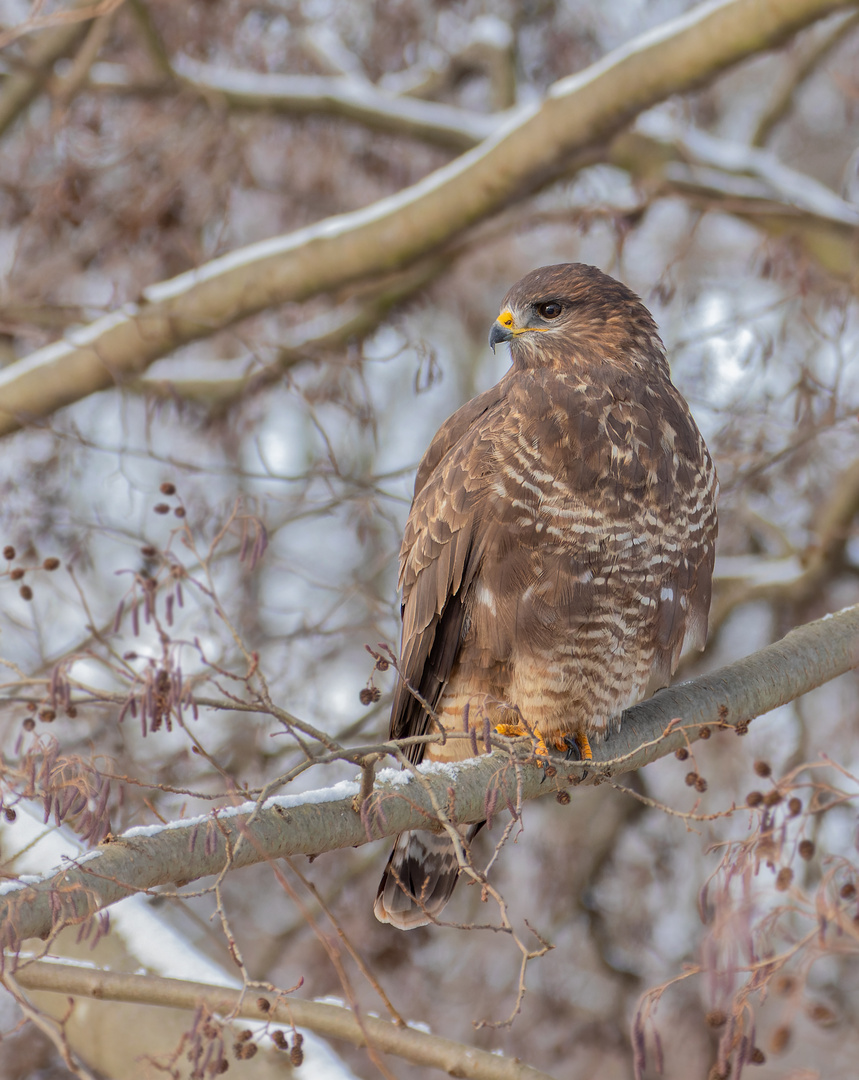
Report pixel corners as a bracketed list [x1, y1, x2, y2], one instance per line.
[0, 0, 858, 1077]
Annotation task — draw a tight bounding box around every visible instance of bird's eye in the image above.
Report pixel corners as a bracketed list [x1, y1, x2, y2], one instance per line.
[536, 301, 562, 320]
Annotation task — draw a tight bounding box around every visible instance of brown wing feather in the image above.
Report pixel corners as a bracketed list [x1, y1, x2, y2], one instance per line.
[389, 384, 506, 762]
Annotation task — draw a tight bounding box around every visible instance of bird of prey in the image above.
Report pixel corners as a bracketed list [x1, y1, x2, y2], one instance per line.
[374, 263, 718, 929]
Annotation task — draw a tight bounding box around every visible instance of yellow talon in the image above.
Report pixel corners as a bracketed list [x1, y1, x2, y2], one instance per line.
[494, 722, 528, 738]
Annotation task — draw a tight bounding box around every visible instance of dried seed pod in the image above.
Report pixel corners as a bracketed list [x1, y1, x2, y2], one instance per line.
[807, 1002, 837, 1027]
[774, 975, 796, 996]
[798, 839, 815, 860]
[769, 1025, 791, 1054]
[291, 1033, 304, 1067]
[753, 760, 771, 777]
[675, 748, 689, 761]
[42, 557, 60, 571]
[775, 867, 793, 891]
[160, 482, 177, 495]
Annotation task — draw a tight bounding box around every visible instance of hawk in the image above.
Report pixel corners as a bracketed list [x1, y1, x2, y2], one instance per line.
[374, 263, 718, 929]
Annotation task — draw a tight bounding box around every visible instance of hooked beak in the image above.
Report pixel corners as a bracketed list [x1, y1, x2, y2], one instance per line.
[489, 308, 516, 352]
[489, 322, 512, 352]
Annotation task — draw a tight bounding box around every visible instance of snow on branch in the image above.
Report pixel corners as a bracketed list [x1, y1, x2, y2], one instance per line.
[0, 0, 851, 438]
[170, 54, 498, 150]
[3, 603, 858, 947]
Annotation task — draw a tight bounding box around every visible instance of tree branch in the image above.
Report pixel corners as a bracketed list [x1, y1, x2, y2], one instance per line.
[2, 603, 858, 946]
[751, 9, 859, 146]
[0, 11, 91, 137]
[710, 457, 859, 630]
[11, 961, 556, 1080]
[0, 0, 852, 438]
[170, 54, 498, 150]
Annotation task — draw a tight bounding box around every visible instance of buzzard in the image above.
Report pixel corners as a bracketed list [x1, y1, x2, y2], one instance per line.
[374, 263, 718, 929]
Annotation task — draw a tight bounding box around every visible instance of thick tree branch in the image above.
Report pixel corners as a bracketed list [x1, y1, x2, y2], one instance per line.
[137, 255, 450, 409]
[2, 604, 857, 946]
[611, 119, 859, 285]
[11, 962, 555, 1080]
[0, 0, 852, 438]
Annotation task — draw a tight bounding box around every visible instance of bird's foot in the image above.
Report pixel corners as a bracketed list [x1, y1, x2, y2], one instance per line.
[494, 722, 529, 739]
[560, 732, 593, 762]
[495, 721, 547, 763]
[495, 723, 592, 767]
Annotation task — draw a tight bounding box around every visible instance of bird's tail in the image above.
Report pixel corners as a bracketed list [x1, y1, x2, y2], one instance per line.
[374, 829, 461, 930]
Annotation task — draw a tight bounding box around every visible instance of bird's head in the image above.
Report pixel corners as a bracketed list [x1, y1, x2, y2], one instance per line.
[489, 262, 667, 376]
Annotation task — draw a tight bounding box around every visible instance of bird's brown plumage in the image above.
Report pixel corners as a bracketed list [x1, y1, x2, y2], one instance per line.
[374, 263, 718, 929]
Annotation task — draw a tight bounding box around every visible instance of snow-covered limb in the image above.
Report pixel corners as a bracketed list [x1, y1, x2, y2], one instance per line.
[0, 0, 850, 438]
[171, 54, 499, 150]
[11, 962, 555, 1080]
[3, 603, 858, 946]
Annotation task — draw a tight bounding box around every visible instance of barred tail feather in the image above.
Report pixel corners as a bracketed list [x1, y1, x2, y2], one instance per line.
[374, 830, 459, 930]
